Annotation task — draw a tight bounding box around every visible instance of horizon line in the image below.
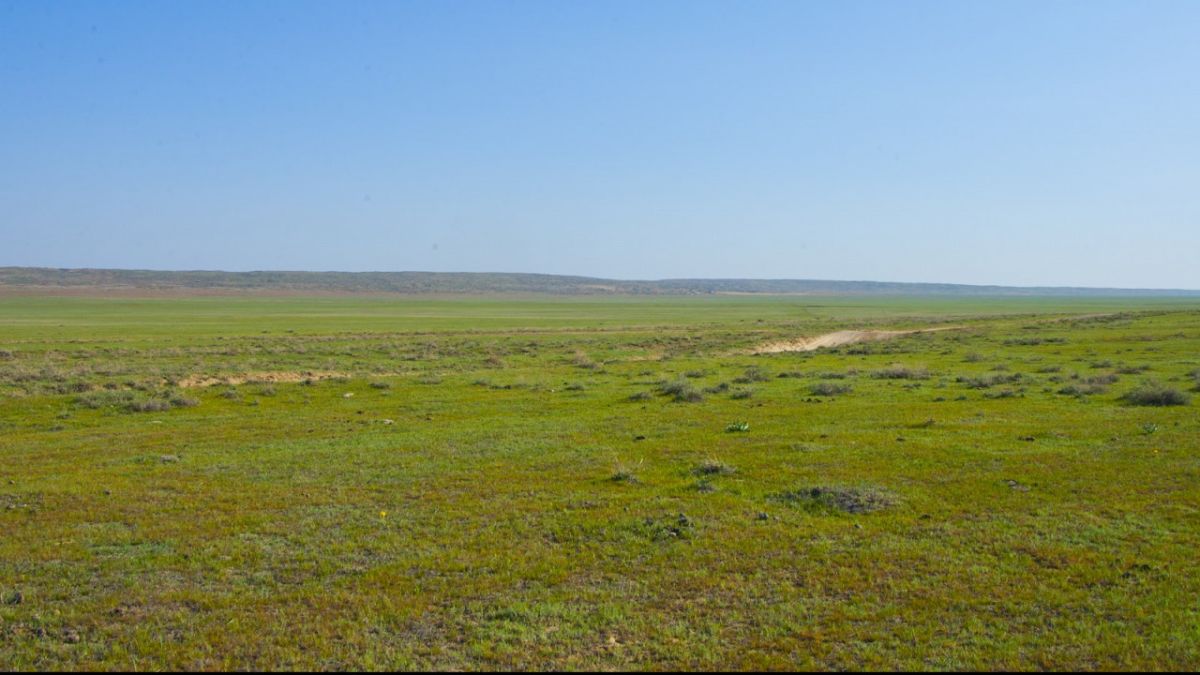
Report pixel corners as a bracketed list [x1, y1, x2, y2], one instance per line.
[2, 265, 1199, 294]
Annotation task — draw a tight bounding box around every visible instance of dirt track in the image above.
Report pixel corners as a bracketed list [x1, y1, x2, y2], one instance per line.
[752, 326, 962, 354]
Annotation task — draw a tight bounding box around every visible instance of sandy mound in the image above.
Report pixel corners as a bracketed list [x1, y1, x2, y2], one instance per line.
[752, 326, 961, 354]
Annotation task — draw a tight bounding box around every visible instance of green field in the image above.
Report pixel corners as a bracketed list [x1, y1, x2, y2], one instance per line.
[2, 295, 1200, 670]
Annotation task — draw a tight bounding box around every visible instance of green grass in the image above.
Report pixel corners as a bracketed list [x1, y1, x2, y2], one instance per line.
[2, 294, 1200, 669]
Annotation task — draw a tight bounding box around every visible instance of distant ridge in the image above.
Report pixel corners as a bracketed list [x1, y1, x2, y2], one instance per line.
[2, 267, 1198, 297]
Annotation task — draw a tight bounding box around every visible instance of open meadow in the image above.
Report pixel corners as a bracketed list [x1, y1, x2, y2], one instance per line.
[2, 294, 1200, 670]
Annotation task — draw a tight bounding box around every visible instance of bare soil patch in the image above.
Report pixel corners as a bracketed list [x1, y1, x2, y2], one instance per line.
[175, 371, 348, 388]
[751, 326, 962, 354]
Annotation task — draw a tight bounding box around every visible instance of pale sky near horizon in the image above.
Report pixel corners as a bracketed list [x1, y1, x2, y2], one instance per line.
[2, 0, 1198, 288]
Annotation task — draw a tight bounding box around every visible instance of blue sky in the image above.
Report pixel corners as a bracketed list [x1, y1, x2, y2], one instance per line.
[2, 0, 1197, 288]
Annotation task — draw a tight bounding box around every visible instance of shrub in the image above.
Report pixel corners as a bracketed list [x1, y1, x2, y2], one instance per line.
[1004, 337, 1067, 346]
[809, 382, 852, 396]
[168, 394, 199, 409]
[729, 388, 754, 400]
[1058, 383, 1107, 397]
[815, 370, 856, 379]
[572, 351, 598, 370]
[610, 459, 642, 485]
[957, 373, 1022, 389]
[776, 486, 895, 514]
[660, 379, 703, 403]
[74, 391, 126, 409]
[639, 513, 694, 541]
[872, 364, 930, 380]
[733, 367, 770, 384]
[610, 470, 638, 484]
[725, 421, 750, 433]
[693, 459, 736, 476]
[128, 399, 172, 413]
[628, 391, 653, 402]
[1122, 381, 1191, 407]
[75, 390, 200, 413]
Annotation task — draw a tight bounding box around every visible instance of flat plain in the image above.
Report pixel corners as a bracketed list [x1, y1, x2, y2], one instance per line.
[2, 294, 1200, 670]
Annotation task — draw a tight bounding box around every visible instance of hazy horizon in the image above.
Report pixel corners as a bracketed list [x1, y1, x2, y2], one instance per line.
[5, 265, 1200, 293]
[3, 1, 1198, 288]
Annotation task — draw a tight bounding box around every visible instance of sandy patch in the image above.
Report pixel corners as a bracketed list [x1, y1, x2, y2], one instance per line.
[175, 371, 348, 388]
[751, 326, 962, 354]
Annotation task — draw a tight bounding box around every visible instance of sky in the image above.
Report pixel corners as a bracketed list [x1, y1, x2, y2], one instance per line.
[2, 0, 1198, 288]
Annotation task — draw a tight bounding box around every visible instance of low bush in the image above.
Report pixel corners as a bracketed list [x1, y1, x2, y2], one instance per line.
[733, 367, 770, 384]
[957, 373, 1022, 389]
[1122, 381, 1191, 407]
[809, 382, 852, 396]
[660, 379, 704, 402]
[872, 365, 929, 380]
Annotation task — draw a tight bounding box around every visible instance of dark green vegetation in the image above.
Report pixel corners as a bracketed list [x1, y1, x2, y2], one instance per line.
[6, 266, 1200, 296]
[2, 294, 1200, 669]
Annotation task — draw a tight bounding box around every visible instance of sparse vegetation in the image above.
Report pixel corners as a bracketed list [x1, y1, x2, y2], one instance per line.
[2, 294, 1200, 670]
[775, 485, 895, 514]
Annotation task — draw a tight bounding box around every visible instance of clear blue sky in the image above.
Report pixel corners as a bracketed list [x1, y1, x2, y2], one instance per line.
[2, 0, 1197, 288]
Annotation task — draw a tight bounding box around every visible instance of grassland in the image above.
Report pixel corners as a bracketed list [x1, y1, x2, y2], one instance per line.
[2, 294, 1200, 670]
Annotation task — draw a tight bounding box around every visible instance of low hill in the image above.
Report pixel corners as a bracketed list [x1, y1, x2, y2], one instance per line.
[1, 267, 1197, 297]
